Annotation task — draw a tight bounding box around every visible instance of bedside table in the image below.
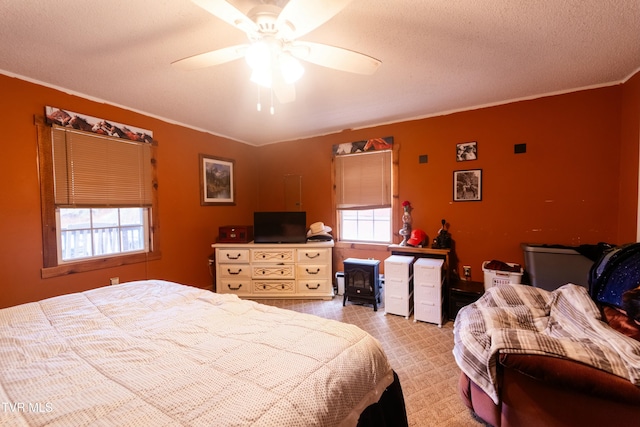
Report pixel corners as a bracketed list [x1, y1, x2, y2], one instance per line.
[449, 280, 484, 320]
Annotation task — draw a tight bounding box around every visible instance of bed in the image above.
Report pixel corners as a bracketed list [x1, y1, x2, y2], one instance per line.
[0, 280, 406, 426]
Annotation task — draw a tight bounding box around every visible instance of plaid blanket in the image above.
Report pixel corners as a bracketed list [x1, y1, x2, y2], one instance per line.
[453, 283, 640, 404]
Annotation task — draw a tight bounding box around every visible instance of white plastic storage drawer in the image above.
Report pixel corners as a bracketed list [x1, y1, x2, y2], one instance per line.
[414, 300, 441, 324]
[384, 255, 415, 318]
[384, 255, 415, 278]
[414, 282, 440, 301]
[414, 258, 444, 284]
[385, 292, 413, 319]
[414, 258, 444, 326]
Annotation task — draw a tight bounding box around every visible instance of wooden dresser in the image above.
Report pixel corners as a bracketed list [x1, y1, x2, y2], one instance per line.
[212, 241, 334, 300]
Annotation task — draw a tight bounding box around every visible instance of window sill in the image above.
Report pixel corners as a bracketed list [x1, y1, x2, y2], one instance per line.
[41, 251, 161, 279]
[335, 241, 392, 250]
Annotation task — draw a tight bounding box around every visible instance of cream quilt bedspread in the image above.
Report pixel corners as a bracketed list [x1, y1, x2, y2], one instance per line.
[0, 280, 393, 426]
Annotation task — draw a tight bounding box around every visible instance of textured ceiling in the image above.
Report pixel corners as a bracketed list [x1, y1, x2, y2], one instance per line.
[1, 0, 639, 146]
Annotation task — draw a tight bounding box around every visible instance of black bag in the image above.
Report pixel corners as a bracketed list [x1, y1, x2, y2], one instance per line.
[589, 242, 640, 308]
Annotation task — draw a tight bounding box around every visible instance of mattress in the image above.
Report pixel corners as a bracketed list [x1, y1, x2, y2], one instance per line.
[0, 280, 395, 426]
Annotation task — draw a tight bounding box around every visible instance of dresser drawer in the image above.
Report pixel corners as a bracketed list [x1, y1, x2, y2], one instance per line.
[384, 255, 415, 279]
[385, 276, 412, 294]
[297, 279, 331, 294]
[414, 258, 444, 284]
[218, 263, 251, 279]
[217, 248, 250, 263]
[296, 264, 330, 279]
[297, 248, 331, 264]
[414, 299, 442, 324]
[253, 280, 295, 293]
[385, 292, 413, 317]
[414, 282, 441, 301]
[217, 279, 251, 296]
[252, 265, 295, 279]
[212, 242, 334, 300]
[251, 249, 295, 262]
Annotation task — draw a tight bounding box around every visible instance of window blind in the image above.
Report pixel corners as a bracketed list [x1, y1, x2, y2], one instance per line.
[52, 126, 153, 207]
[335, 150, 392, 209]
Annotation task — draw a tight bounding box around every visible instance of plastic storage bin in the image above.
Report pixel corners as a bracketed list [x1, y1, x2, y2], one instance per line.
[521, 243, 593, 291]
[482, 261, 523, 290]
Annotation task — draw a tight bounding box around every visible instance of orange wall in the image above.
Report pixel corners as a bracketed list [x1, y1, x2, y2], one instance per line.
[1, 72, 638, 308]
[0, 74, 258, 308]
[619, 71, 640, 241]
[257, 85, 636, 279]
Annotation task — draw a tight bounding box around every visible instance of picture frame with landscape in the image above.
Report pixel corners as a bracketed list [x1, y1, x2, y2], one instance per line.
[200, 154, 235, 206]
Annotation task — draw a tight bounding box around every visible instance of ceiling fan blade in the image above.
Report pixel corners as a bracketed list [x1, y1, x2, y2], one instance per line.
[292, 41, 381, 75]
[276, 0, 353, 39]
[191, 0, 258, 34]
[171, 44, 248, 70]
[272, 70, 296, 104]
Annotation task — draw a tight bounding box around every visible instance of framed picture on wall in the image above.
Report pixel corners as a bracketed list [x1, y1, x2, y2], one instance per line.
[199, 154, 235, 206]
[453, 169, 482, 202]
[456, 141, 477, 161]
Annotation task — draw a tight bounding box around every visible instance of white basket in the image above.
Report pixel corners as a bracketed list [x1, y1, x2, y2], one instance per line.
[482, 261, 523, 290]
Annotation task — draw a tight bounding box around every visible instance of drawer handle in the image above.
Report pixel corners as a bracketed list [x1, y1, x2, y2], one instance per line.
[226, 253, 242, 260]
[227, 284, 242, 291]
[306, 268, 320, 275]
[305, 253, 320, 259]
[227, 268, 242, 275]
[306, 283, 320, 290]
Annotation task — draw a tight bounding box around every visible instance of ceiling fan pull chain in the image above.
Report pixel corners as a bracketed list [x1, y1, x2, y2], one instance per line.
[257, 85, 262, 112]
[270, 88, 275, 115]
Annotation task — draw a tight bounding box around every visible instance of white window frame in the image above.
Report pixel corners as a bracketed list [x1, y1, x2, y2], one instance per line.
[55, 207, 150, 263]
[338, 207, 392, 243]
[333, 143, 398, 244]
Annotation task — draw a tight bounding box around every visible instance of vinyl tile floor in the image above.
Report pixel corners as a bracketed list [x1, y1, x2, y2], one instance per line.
[257, 296, 485, 427]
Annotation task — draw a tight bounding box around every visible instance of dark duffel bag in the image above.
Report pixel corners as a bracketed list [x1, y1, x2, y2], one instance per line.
[589, 242, 640, 308]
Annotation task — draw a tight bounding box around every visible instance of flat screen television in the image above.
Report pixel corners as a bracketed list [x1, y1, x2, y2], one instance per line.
[253, 211, 307, 244]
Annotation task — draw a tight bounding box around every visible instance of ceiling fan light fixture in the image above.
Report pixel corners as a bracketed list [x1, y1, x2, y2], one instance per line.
[178, 0, 381, 108]
[250, 66, 272, 88]
[246, 41, 273, 88]
[279, 52, 304, 84]
[245, 41, 271, 70]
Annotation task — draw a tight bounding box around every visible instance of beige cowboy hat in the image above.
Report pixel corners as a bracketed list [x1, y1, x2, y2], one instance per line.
[307, 221, 332, 238]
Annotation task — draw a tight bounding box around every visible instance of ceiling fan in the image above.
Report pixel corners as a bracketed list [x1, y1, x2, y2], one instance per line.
[172, 0, 382, 105]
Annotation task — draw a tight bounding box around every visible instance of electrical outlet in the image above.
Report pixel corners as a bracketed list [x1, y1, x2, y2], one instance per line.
[109, 277, 119, 286]
[463, 266, 471, 280]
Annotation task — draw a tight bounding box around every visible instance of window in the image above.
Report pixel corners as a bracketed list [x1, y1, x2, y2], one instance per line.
[36, 118, 160, 278]
[340, 208, 391, 242]
[58, 208, 148, 262]
[334, 147, 397, 243]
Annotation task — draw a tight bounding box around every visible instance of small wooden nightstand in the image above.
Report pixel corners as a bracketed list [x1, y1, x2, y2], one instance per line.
[449, 280, 484, 320]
